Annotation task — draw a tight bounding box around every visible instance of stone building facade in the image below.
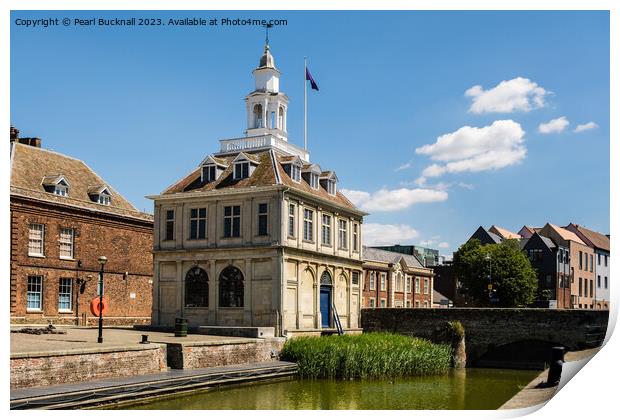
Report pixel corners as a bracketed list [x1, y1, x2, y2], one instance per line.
[148, 43, 365, 336]
[10, 128, 153, 325]
[361, 247, 434, 308]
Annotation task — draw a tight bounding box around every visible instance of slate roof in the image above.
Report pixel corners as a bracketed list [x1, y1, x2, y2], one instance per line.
[363, 246, 424, 269]
[161, 149, 360, 212]
[539, 235, 558, 250]
[565, 223, 610, 252]
[433, 290, 451, 304]
[10, 142, 152, 222]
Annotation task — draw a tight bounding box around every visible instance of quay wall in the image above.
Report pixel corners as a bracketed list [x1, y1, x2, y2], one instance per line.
[10, 345, 167, 389]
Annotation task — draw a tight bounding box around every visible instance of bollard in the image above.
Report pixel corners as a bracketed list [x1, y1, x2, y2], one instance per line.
[140, 334, 150, 344]
[546, 346, 565, 386]
[174, 318, 188, 337]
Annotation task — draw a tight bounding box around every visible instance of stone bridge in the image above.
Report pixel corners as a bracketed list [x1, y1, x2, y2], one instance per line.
[361, 308, 609, 367]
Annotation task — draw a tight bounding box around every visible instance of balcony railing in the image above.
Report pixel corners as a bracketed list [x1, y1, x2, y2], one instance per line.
[219, 134, 309, 161]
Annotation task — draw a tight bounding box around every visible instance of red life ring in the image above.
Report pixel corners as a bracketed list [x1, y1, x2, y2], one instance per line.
[90, 297, 109, 317]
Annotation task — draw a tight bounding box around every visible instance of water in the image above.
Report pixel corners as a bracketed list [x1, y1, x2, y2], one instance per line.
[125, 368, 539, 410]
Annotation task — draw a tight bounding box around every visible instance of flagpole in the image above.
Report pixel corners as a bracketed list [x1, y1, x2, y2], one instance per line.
[304, 56, 308, 152]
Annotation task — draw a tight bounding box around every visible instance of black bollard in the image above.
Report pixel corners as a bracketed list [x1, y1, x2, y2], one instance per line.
[546, 346, 565, 386]
[140, 334, 150, 344]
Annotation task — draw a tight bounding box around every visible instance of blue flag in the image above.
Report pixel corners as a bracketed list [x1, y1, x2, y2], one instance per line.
[306, 67, 319, 91]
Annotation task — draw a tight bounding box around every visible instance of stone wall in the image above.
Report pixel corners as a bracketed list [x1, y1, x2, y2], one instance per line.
[10, 345, 167, 389]
[167, 338, 285, 370]
[362, 308, 609, 364]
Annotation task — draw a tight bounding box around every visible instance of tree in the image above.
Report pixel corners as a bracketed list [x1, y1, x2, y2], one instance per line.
[453, 238, 537, 307]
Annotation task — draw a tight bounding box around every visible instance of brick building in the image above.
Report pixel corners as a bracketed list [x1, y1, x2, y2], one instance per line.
[10, 127, 154, 325]
[362, 247, 434, 308]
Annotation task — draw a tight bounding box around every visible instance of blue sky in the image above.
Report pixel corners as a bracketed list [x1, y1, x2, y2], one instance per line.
[10, 10, 609, 254]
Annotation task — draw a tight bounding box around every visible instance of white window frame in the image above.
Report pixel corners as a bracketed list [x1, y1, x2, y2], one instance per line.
[321, 214, 332, 246]
[54, 184, 68, 196]
[291, 164, 301, 182]
[27, 275, 43, 311]
[424, 278, 429, 294]
[380, 273, 387, 291]
[326, 179, 336, 195]
[234, 162, 250, 179]
[189, 207, 207, 240]
[310, 173, 319, 189]
[59, 227, 74, 259]
[369, 272, 376, 290]
[303, 209, 314, 242]
[58, 278, 73, 312]
[164, 209, 175, 241]
[352, 223, 359, 252]
[369, 298, 376, 308]
[28, 223, 45, 257]
[380, 299, 386, 308]
[288, 203, 296, 238]
[202, 165, 217, 182]
[406, 275, 411, 292]
[415, 277, 420, 293]
[98, 194, 111, 205]
[338, 219, 348, 250]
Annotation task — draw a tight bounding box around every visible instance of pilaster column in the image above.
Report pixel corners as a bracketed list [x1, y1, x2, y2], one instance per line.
[244, 258, 253, 325]
[296, 261, 302, 329]
[314, 263, 321, 328]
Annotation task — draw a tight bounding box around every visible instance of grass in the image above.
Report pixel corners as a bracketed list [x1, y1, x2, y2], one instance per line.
[280, 332, 452, 379]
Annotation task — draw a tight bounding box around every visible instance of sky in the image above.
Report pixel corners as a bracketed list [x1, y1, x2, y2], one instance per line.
[10, 10, 610, 255]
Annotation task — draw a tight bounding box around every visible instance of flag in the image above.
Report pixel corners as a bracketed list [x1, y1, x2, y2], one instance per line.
[305, 67, 319, 91]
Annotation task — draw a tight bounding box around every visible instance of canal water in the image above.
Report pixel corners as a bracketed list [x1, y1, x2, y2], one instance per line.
[125, 368, 538, 410]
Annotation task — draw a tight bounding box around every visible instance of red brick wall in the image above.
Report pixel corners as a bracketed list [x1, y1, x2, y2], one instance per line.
[361, 269, 432, 308]
[10, 197, 153, 325]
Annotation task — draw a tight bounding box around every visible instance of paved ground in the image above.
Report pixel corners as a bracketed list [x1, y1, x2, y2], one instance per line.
[500, 347, 600, 410]
[10, 326, 256, 356]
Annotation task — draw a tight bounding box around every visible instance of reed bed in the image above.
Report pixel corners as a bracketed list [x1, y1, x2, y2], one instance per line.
[280, 332, 452, 379]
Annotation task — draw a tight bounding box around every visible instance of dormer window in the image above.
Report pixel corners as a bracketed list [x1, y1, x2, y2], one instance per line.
[202, 165, 216, 182]
[310, 173, 319, 189]
[42, 175, 70, 197]
[291, 164, 301, 182]
[320, 171, 338, 195]
[301, 164, 322, 189]
[326, 180, 336, 195]
[231, 152, 259, 180]
[199, 155, 227, 183]
[88, 185, 112, 206]
[54, 184, 68, 196]
[98, 194, 111, 205]
[281, 156, 303, 183]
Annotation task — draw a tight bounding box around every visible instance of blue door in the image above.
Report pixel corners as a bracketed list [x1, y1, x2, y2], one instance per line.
[320, 286, 331, 328]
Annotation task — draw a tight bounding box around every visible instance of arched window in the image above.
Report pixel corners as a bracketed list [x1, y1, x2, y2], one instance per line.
[278, 106, 284, 130]
[219, 266, 244, 307]
[397, 273, 403, 292]
[185, 266, 209, 307]
[320, 270, 332, 286]
[253, 104, 263, 128]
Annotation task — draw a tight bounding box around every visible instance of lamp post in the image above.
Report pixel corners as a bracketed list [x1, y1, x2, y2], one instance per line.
[97, 256, 107, 343]
[485, 253, 493, 304]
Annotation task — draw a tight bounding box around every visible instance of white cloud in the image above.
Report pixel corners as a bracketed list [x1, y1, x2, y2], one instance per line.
[415, 120, 526, 178]
[574, 121, 599, 133]
[438, 242, 450, 249]
[363, 223, 419, 246]
[457, 182, 475, 190]
[341, 187, 448, 212]
[465, 77, 549, 114]
[538, 116, 569, 134]
[394, 162, 412, 172]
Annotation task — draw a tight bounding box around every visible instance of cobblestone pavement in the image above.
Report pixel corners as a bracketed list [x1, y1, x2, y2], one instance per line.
[10, 326, 254, 355]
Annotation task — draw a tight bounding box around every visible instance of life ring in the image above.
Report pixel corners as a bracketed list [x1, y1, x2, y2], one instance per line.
[90, 297, 109, 317]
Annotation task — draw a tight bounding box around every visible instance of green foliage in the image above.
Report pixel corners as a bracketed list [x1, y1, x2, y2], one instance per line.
[453, 238, 537, 307]
[280, 333, 452, 379]
[448, 321, 465, 340]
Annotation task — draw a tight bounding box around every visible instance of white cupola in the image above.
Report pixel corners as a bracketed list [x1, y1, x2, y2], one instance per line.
[245, 43, 289, 141]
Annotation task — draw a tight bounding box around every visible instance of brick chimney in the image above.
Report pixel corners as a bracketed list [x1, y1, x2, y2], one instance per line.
[10, 126, 41, 148]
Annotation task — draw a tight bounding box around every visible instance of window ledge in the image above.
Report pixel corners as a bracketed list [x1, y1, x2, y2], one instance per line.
[28, 254, 46, 259]
[58, 310, 73, 314]
[302, 240, 315, 244]
[59, 257, 75, 261]
[26, 309, 43, 313]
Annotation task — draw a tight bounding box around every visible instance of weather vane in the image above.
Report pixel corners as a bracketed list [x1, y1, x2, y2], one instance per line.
[264, 23, 274, 46]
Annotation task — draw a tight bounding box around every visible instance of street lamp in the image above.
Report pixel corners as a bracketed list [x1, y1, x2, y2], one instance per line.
[97, 256, 107, 343]
[485, 253, 493, 304]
